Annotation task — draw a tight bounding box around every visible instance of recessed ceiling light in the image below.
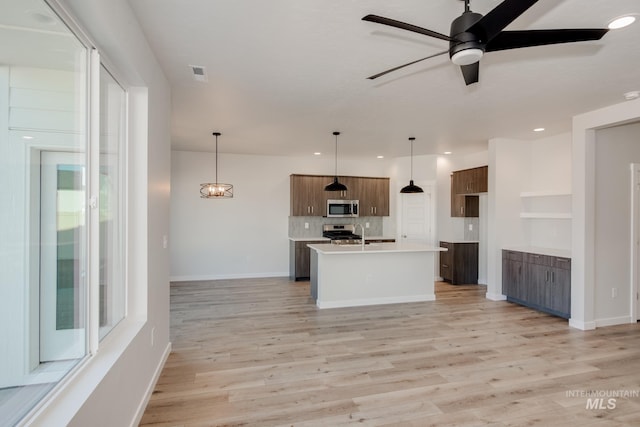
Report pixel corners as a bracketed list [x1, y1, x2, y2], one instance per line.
[376, 155, 384, 159]
[533, 128, 545, 132]
[313, 152, 321, 156]
[444, 151, 452, 155]
[608, 15, 636, 30]
[624, 91, 640, 101]
[22, 135, 34, 140]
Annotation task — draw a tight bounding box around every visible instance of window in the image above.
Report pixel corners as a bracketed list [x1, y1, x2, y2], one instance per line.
[99, 66, 126, 340]
[0, 0, 128, 424]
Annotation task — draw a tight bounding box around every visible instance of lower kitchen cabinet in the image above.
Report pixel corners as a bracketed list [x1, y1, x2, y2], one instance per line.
[290, 240, 326, 281]
[502, 249, 571, 318]
[439, 241, 478, 285]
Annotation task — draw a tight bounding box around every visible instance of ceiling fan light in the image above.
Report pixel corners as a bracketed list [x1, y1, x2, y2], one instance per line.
[608, 16, 636, 30]
[451, 48, 483, 66]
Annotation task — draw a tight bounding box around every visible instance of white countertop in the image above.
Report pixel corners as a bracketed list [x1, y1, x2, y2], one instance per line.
[289, 236, 395, 242]
[307, 242, 446, 255]
[440, 240, 480, 244]
[502, 246, 571, 258]
[289, 237, 330, 242]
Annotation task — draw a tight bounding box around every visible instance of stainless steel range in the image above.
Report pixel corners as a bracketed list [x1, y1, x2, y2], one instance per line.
[322, 224, 362, 245]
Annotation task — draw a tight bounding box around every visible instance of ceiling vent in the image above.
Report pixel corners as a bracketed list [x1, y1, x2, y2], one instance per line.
[189, 65, 208, 82]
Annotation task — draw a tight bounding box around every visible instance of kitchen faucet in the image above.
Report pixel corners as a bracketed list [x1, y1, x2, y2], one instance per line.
[354, 223, 365, 250]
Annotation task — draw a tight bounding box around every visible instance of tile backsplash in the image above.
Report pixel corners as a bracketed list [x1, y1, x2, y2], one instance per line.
[289, 216, 383, 238]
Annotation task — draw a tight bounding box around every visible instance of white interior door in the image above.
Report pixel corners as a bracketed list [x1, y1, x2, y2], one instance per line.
[40, 151, 86, 361]
[400, 188, 433, 245]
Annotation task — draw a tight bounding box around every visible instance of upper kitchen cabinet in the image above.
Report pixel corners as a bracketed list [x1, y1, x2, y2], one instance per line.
[450, 166, 487, 218]
[452, 166, 488, 194]
[326, 175, 359, 200]
[290, 174, 327, 216]
[290, 174, 390, 217]
[359, 177, 390, 216]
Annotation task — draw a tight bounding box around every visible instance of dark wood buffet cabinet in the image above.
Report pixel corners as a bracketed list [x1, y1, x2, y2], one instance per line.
[502, 249, 571, 319]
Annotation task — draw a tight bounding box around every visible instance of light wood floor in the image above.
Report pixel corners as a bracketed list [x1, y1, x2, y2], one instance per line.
[140, 278, 640, 426]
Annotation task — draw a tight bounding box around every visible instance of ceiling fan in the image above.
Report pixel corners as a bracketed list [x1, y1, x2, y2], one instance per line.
[362, 0, 609, 85]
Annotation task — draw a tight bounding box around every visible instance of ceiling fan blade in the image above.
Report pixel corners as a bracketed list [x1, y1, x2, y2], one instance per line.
[485, 28, 609, 52]
[467, 0, 540, 42]
[460, 62, 479, 86]
[367, 50, 449, 80]
[362, 14, 455, 42]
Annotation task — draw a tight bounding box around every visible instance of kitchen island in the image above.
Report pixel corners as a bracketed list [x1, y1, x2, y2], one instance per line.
[308, 242, 446, 309]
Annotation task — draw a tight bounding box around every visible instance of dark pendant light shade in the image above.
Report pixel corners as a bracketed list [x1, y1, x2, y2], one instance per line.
[325, 131, 348, 192]
[400, 137, 424, 194]
[325, 176, 348, 192]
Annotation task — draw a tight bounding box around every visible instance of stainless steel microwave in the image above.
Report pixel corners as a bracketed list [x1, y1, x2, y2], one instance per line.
[327, 199, 359, 217]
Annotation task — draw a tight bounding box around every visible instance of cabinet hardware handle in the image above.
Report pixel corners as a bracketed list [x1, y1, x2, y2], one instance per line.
[311, 206, 314, 214]
[552, 271, 555, 283]
[442, 264, 448, 268]
[460, 206, 464, 215]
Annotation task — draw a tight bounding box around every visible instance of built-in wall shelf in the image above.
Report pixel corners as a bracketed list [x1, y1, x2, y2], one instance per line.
[520, 191, 572, 220]
[520, 191, 572, 198]
[520, 212, 572, 219]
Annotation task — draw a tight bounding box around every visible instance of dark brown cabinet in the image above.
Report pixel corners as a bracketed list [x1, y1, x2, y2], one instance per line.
[290, 174, 390, 217]
[502, 250, 526, 301]
[439, 241, 479, 285]
[450, 166, 486, 217]
[452, 166, 488, 194]
[290, 240, 327, 280]
[290, 174, 328, 216]
[502, 249, 571, 319]
[451, 182, 479, 217]
[359, 177, 390, 216]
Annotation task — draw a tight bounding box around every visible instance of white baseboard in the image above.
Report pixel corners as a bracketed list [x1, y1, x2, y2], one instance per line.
[130, 342, 171, 427]
[317, 294, 436, 309]
[485, 292, 507, 301]
[170, 272, 289, 282]
[595, 315, 635, 328]
[569, 318, 597, 330]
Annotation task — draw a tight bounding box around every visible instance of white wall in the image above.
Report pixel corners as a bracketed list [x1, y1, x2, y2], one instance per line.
[28, 1, 173, 426]
[593, 122, 640, 323]
[170, 151, 394, 280]
[485, 133, 573, 300]
[487, 138, 530, 299]
[572, 97, 640, 330]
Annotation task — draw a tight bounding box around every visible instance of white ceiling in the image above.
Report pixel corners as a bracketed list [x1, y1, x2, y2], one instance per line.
[127, 0, 640, 158]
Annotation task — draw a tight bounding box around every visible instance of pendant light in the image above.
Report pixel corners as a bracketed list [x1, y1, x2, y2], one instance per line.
[200, 132, 234, 198]
[400, 137, 424, 193]
[324, 131, 348, 192]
